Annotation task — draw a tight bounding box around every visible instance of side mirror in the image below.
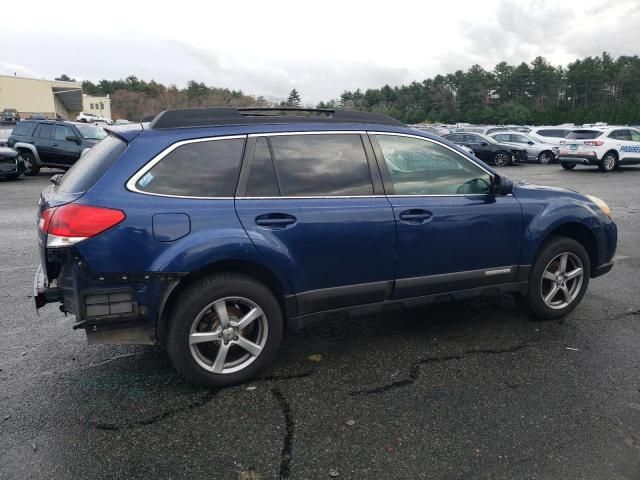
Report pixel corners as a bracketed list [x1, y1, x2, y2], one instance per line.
[480, 142, 488, 146]
[50, 173, 63, 185]
[528, 141, 534, 145]
[492, 175, 513, 195]
[65, 135, 80, 144]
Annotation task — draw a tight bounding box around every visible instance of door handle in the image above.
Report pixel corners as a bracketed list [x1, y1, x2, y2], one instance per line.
[255, 213, 297, 229]
[52, 143, 59, 147]
[399, 209, 433, 224]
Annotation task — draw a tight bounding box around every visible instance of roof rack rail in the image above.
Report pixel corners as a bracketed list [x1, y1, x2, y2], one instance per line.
[148, 107, 405, 129]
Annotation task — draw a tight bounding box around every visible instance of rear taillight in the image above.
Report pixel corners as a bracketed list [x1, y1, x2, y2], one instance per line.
[40, 204, 125, 248]
[584, 141, 604, 146]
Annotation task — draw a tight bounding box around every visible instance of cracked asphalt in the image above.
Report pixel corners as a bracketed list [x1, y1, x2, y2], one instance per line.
[1, 164, 639, 479]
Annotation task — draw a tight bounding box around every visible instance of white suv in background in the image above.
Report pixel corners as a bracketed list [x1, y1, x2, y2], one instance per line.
[558, 127, 640, 172]
[76, 112, 112, 125]
[529, 126, 574, 143]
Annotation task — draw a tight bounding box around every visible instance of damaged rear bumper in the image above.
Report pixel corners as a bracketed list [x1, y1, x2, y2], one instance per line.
[33, 265, 62, 309]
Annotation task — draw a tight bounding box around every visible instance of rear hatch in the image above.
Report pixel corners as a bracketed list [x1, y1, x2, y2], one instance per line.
[37, 134, 129, 283]
[560, 129, 604, 154]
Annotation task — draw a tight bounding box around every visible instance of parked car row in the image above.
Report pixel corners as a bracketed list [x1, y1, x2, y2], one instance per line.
[412, 122, 640, 171]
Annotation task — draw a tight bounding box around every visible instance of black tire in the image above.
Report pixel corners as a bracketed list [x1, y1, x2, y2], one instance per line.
[561, 162, 576, 170]
[493, 150, 513, 167]
[599, 151, 618, 172]
[166, 272, 283, 387]
[520, 236, 590, 320]
[79, 118, 88, 123]
[538, 151, 553, 164]
[19, 151, 40, 176]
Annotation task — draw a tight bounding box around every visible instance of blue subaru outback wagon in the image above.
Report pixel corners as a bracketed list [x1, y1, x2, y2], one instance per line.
[34, 108, 617, 386]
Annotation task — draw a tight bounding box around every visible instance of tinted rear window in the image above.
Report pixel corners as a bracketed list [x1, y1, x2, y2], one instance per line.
[270, 134, 373, 196]
[566, 130, 603, 140]
[58, 135, 127, 193]
[135, 138, 245, 197]
[11, 122, 33, 136]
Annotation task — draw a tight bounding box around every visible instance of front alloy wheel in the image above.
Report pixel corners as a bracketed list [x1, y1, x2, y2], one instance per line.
[540, 252, 584, 310]
[520, 236, 590, 320]
[538, 152, 553, 164]
[493, 151, 512, 167]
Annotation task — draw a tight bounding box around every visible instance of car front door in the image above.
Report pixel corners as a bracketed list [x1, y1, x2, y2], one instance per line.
[235, 133, 397, 317]
[370, 132, 523, 299]
[52, 124, 83, 166]
[464, 134, 492, 162]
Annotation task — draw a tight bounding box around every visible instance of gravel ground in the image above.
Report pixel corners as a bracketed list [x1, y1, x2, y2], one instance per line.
[0, 164, 639, 480]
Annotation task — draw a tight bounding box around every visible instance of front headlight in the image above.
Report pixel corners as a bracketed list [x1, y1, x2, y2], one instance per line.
[586, 195, 611, 217]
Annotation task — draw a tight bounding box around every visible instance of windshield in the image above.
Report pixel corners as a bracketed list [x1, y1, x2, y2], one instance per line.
[76, 125, 108, 140]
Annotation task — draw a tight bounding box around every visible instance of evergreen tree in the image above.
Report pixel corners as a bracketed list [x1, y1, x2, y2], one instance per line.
[286, 89, 301, 107]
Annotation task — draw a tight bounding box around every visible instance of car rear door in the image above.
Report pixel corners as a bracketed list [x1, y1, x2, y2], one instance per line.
[370, 132, 523, 299]
[32, 123, 54, 162]
[235, 132, 396, 316]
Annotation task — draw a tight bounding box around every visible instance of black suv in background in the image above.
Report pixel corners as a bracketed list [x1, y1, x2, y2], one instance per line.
[443, 132, 527, 166]
[7, 120, 107, 175]
[1, 109, 20, 124]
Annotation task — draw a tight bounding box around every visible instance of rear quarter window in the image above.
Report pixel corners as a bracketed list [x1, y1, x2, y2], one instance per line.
[134, 137, 245, 197]
[11, 122, 34, 136]
[58, 135, 127, 193]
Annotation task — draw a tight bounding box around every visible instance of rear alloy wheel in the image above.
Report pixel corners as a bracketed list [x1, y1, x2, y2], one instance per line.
[538, 151, 553, 164]
[167, 273, 283, 387]
[493, 151, 513, 167]
[19, 151, 40, 176]
[520, 236, 590, 320]
[599, 152, 618, 172]
[561, 162, 576, 170]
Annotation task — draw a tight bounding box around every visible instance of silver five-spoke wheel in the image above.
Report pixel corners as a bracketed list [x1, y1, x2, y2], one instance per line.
[540, 252, 584, 310]
[189, 296, 268, 374]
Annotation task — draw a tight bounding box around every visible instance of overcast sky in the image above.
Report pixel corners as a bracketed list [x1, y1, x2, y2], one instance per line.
[2, 0, 639, 103]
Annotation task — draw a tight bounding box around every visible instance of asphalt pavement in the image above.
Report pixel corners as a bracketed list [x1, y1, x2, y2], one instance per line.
[1, 164, 639, 479]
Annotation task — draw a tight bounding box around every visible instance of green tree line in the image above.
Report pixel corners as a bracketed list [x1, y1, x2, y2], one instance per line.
[80, 76, 272, 120]
[318, 52, 640, 125]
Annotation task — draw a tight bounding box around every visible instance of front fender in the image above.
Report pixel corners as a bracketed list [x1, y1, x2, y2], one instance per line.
[13, 142, 41, 165]
[516, 184, 612, 266]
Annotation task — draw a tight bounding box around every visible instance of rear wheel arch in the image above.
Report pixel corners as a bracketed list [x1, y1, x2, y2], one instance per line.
[158, 259, 292, 344]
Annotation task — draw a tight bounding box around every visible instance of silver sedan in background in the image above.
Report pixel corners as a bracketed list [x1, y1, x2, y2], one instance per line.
[489, 131, 559, 164]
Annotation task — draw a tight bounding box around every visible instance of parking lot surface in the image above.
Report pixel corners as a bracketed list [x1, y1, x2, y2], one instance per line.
[1, 165, 639, 479]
